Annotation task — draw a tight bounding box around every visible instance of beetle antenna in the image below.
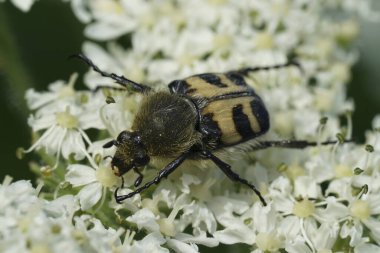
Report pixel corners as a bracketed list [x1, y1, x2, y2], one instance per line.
[69, 53, 151, 93]
[237, 60, 302, 75]
[103, 140, 117, 148]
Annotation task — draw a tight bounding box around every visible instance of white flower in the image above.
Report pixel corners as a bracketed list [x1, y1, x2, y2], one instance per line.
[65, 161, 119, 210]
[23, 74, 105, 166]
[126, 194, 218, 252]
[118, 231, 169, 253]
[25, 106, 89, 164]
[0, 178, 122, 253]
[5, 0, 380, 252]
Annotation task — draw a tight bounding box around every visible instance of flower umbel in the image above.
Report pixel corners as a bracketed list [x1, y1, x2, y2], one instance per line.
[2, 0, 380, 253]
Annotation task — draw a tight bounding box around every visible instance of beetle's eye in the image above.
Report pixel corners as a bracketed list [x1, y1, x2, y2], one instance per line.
[134, 151, 150, 167]
[117, 131, 129, 143]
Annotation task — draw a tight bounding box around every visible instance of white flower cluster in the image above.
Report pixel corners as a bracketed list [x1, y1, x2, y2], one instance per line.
[2, 0, 380, 252]
[0, 177, 178, 253]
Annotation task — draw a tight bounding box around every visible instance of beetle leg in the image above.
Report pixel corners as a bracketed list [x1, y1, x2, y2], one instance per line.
[133, 167, 144, 187]
[250, 139, 352, 151]
[201, 150, 267, 206]
[114, 151, 191, 203]
[70, 53, 152, 93]
[93, 85, 126, 93]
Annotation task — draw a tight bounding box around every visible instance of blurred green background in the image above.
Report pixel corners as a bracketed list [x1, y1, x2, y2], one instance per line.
[0, 1, 379, 181]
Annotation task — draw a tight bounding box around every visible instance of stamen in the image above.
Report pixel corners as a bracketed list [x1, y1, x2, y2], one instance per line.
[2, 175, 13, 186]
[23, 125, 56, 153]
[94, 187, 108, 213]
[124, 230, 136, 246]
[345, 111, 353, 140]
[363, 144, 374, 170]
[300, 218, 316, 253]
[52, 128, 67, 170]
[78, 128, 93, 146]
[36, 181, 44, 196]
[79, 145, 99, 170]
[317, 117, 328, 148]
[100, 104, 118, 138]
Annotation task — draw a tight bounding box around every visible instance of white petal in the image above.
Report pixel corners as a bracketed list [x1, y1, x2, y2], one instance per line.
[133, 232, 169, 253]
[71, 0, 92, 23]
[180, 174, 201, 194]
[311, 222, 339, 250]
[167, 239, 199, 253]
[294, 176, 320, 199]
[43, 195, 79, 219]
[355, 243, 380, 253]
[315, 198, 349, 222]
[77, 182, 102, 210]
[213, 225, 255, 245]
[84, 22, 135, 41]
[66, 164, 97, 187]
[61, 130, 86, 160]
[25, 89, 56, 110]
[285, 240, 313, 253]
[340, 220, 364, 247]
[126, 208, 159, 232]
[278, 216, 301, 240]
[10, 0, 34, 12]
[140, 232, 166, 246]
[363, 217, 380, 245]
[175, 231, 219, 247]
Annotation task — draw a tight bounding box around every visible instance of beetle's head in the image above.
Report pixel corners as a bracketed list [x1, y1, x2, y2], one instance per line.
[103, 131, 150, 176]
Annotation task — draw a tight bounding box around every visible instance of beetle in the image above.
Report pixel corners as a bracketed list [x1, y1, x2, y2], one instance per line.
[72, 54, 340, 206]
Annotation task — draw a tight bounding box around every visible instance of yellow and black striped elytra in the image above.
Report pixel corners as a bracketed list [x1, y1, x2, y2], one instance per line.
[72, 54, 343, 206]
[168, 72, 270, 148]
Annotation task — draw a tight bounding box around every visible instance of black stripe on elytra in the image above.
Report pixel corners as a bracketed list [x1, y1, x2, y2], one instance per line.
[226, 71, 248, 86]
[197, 73, 228, 87]
[200, 113, 222, 146]
[168, 79, 190, 94]
[250, 98, 270, 134]
[208, 90, 258, 102]
[232, 104, 255, 139]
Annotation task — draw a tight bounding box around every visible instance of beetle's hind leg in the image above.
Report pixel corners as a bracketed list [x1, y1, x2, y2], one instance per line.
[249, 139, 352, 151]
[201, 150, 267, 206]
[70, 53, 152, 93]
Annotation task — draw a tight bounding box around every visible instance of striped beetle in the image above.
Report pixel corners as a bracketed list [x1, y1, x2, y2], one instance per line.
[73, 54, 340, 206]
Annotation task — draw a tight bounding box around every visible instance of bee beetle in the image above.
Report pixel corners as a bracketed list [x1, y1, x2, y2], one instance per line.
[73, 54, 341, 206]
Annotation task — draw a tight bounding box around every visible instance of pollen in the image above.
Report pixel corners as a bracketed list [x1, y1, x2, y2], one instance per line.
[350, 200, 371, 221]
[256, 232, 282, 252]
[255, 32, 274, 49]
[293, 199, 315, 218]
[157, 218, 177, 237]
[55, 108, 78, 129]
[213, 34, 232, 50]
[334, 164, 353, 178]
[95, 166, 119, 188]
[30, 243, 51, 253]
[286, 164, 305, 181]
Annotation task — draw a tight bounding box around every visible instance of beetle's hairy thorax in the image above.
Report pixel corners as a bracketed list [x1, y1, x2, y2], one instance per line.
[132, 91, 201, 158]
